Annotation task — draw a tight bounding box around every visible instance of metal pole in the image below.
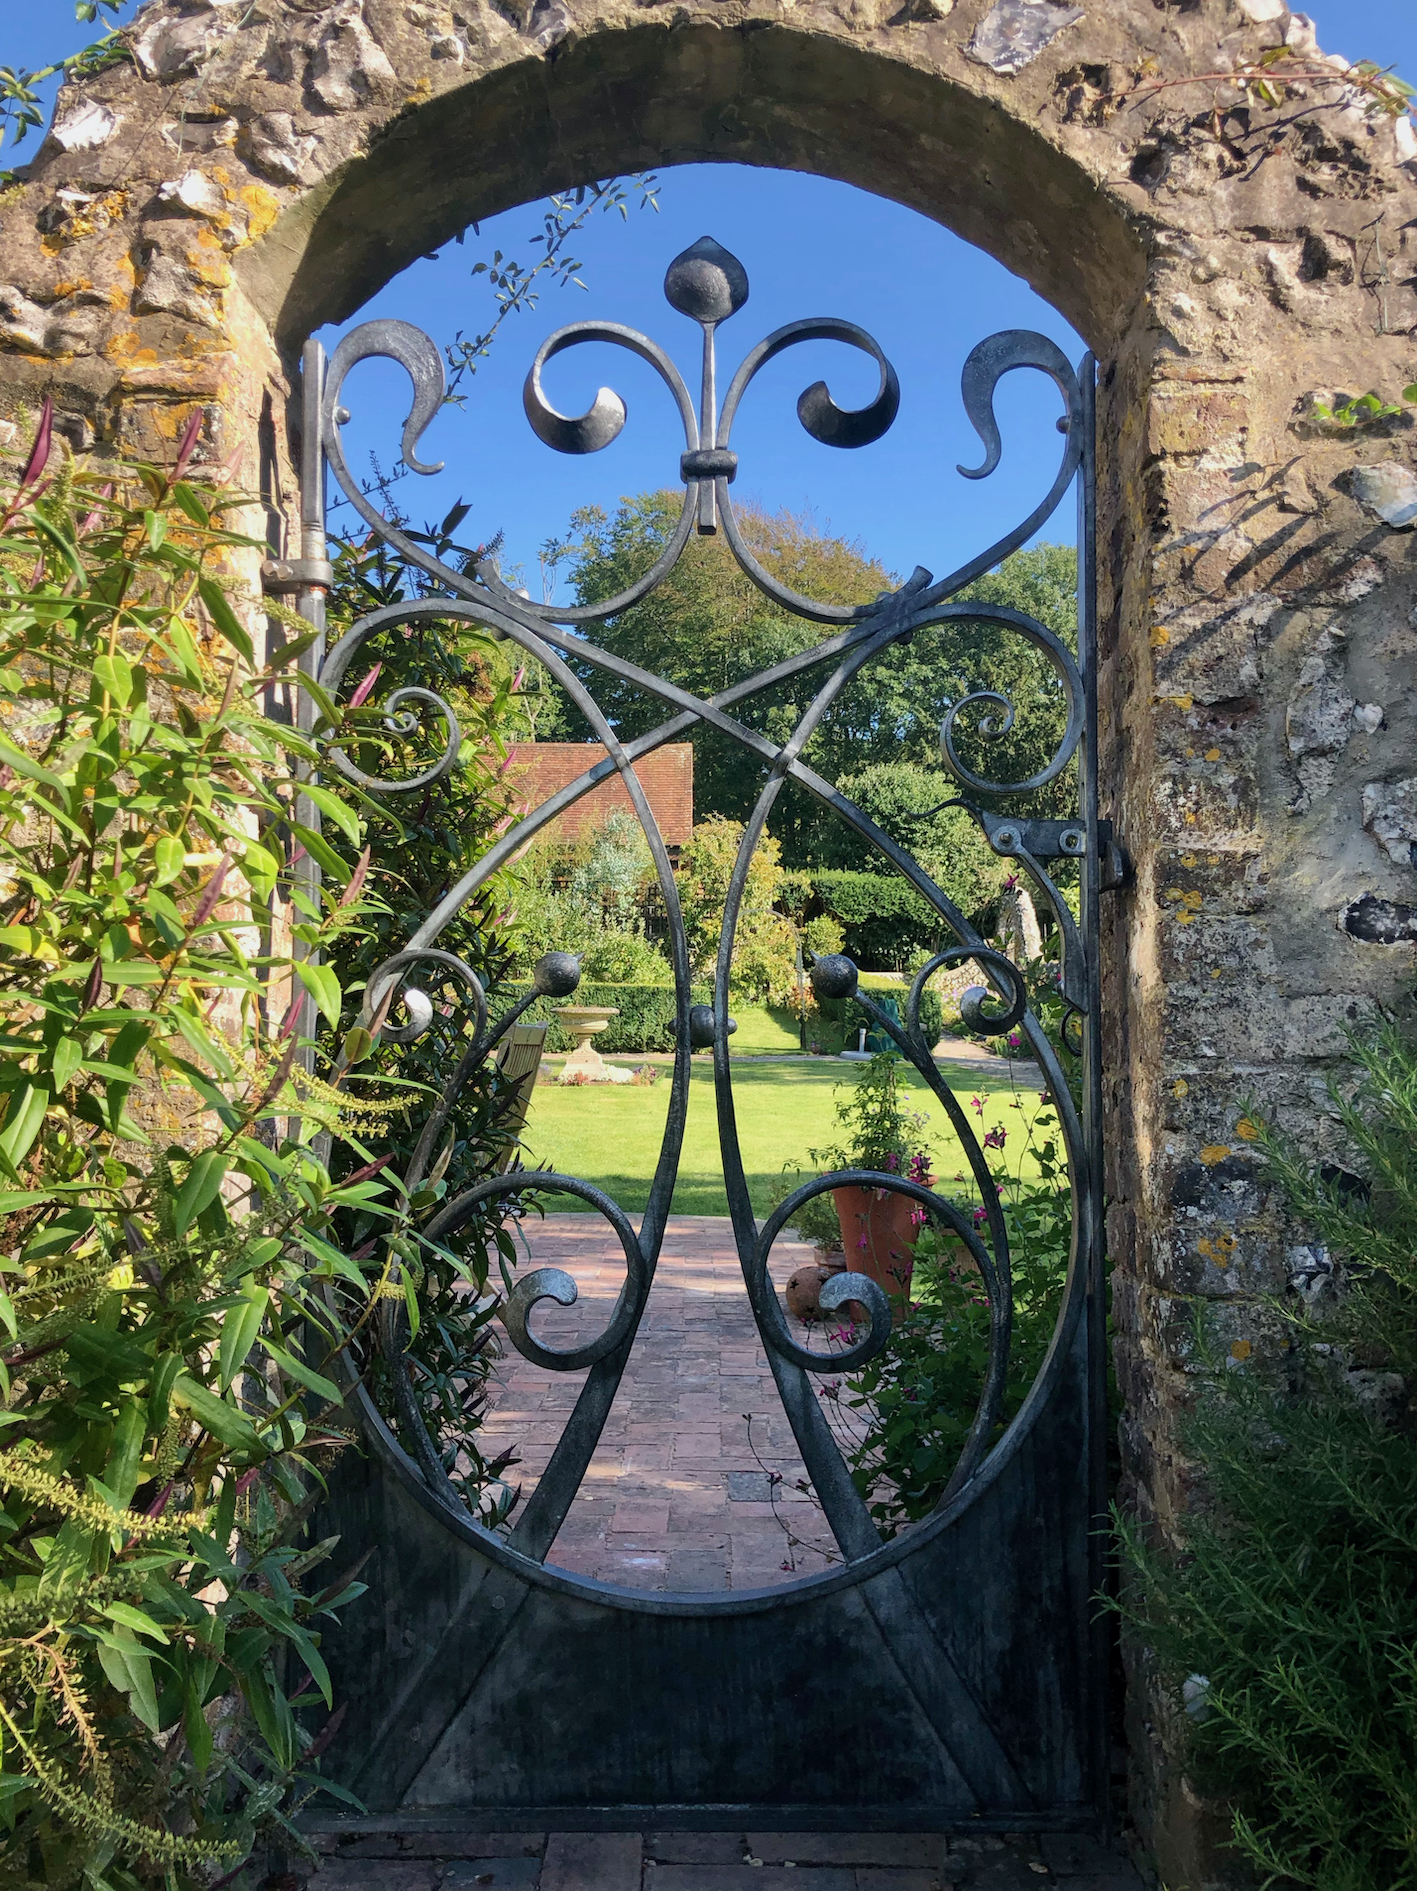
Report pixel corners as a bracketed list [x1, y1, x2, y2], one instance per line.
[1077, 352, 1112, 1836]
[293, 339, 330, 1074]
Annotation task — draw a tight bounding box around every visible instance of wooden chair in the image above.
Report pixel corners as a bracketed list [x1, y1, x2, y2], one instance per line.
[492, 1020, 548, 1173]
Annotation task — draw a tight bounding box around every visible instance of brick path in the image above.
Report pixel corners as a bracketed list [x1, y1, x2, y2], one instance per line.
[305, 1827, 1145, 1891]
[478, 1215, 848, 1589]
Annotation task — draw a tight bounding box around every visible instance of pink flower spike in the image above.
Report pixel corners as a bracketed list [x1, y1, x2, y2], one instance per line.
[18, 398, 54, 495]
[191, 853, 234, 928]
[172, 407, 204, 484]
[349, 662, 382, 710]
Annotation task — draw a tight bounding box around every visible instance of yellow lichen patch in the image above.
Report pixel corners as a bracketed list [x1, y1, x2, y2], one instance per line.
[1172, 1078, 1189, 1098]
[1183, 810, 1197, 825]
[104, 327, 159, 369]
[1205, 747, 1221, 762]
[1182, 890, 1202, 909]
[1229, 1339, 1252, 1362]
[1200, 1233, 1238, 1259]
[36, 187, 129, 255]
[1235, 1117, 1260, 1142]
[1181, 853, 1196, 868]
[1210, 968, 1222, 978]
[1199, 1144, 1231, 1165]
[238, 184, 281, 243]
[1151, 625, 1169, 647]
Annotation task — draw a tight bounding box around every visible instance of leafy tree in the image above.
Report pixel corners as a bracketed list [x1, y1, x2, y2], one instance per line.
[810, 760, 1011, 925]
[551, 493, 1078, 871]
[677, 816, 799, 1004]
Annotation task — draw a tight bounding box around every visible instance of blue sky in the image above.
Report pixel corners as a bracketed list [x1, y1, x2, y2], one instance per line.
[5, 1, 1415, 595]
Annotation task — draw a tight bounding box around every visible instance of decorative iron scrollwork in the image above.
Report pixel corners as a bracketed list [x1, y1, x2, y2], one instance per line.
[309, 235, 1102, 1589]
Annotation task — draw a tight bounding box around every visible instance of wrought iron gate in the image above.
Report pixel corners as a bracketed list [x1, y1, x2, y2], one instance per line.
[292, 236, 1110, 1834]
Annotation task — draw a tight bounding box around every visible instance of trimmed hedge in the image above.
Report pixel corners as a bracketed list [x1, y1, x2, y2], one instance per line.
[805, 870, 950, 971]
[507, 981, 710, 1054]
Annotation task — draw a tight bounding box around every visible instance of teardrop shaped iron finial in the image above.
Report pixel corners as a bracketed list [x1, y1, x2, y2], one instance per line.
[664, 236, 749, 325]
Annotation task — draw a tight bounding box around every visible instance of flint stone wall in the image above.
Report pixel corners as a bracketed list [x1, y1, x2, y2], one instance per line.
[4, 0, 1417, 1880]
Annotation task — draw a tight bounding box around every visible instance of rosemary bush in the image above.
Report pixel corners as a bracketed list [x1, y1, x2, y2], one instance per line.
[1118, 1013, 1417, 1891]
[0, 408, 442, 1885]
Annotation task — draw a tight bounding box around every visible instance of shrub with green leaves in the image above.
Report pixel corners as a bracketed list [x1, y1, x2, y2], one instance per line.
[836, 1091, 1072, 1532]
[0, 409, 425, 1885]
[1118, 1013, 1417, 1891]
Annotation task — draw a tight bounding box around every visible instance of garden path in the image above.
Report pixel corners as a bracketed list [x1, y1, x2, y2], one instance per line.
[476, 1215, 850, 1588]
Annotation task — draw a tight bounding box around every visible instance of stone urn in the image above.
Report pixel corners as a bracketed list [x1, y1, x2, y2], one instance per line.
[553, 1005, 632, 1084]
[831, 1186, 921, 1304]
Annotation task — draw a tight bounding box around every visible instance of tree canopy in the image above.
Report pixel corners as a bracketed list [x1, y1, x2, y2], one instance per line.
[540, 493, 1078, 890]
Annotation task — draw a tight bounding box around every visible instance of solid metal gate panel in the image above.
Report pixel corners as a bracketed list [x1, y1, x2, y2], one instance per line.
[294, 235, 1109, 1833]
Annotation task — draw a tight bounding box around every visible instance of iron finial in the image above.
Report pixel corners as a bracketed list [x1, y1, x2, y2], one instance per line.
[664, 236, 749, 326]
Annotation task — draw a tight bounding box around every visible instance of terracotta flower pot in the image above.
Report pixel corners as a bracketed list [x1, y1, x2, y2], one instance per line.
[831, 1185, 922, 1304]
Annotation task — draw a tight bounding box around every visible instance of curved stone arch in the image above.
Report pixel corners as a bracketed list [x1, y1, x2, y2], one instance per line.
[5, 1, 1417, 1875]
[243, 22, 1147, 351]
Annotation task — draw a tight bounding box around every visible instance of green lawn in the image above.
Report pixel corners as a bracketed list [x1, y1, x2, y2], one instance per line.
[521, 1058, 1051, 1215]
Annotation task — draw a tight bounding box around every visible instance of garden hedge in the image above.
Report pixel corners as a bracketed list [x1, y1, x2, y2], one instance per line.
[804, 870, 950, 970]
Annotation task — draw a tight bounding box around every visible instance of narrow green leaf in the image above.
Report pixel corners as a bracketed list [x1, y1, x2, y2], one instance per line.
[196, 577, 254, 662]
[101, 1601, 170, 1644]
[294, 959, 342, 1029]
[291, 823, 352, 882]
[171, 1372, 261, 1452]
[93, 651, 134, 708]
[105, 1398, 146, 1508]
[219, 1282, 268, 1391]
[262, 1338, 342, 1406]
[173, 1150, 228, 1237]
[299, 782, 361, 846]
[152, 834, 185, 886]
[50, 1036, 82, 1090]
[95, 1627, 161, 1731]
[31, 514, 86, 582]
[172, 481, 211, 527]
[0, 1081, 49, 1180]
[0, 731, 64, 793]
[183, 1675, 214, 1771]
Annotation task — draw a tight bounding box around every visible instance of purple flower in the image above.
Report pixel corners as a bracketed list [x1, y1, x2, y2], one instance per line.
[983, 1125, 1007, 1151]
[1007, 1031, 1021, 1050]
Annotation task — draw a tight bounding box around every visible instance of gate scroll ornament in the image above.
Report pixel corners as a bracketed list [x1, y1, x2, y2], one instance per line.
[296, 235, 1111, 1829]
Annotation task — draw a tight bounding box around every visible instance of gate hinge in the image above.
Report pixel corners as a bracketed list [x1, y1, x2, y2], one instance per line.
[262, 556, 334, 594]
[976, 810, 1130, 891]
[1097, 819, 1130, 894]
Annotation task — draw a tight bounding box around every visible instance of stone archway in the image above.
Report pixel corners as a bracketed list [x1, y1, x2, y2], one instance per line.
[5, 1, 1417, 1876]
